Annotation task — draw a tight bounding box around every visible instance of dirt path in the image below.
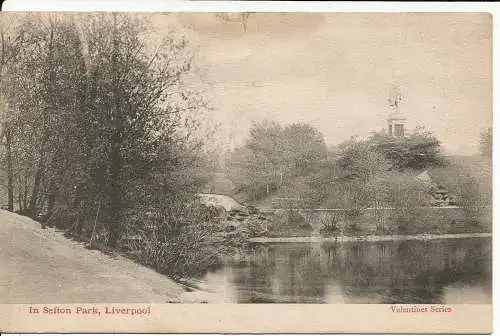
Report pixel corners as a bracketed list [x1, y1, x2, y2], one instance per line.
[0, 210, 184, 303]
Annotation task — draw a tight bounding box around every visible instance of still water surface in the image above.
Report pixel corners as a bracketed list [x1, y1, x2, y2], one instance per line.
[203, 237, 491, 303]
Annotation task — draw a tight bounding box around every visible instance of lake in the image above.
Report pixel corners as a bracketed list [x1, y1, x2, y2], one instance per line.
[201, 237, 491, 303]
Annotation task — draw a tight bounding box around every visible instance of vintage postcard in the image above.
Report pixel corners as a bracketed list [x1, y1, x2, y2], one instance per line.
[0, 10, 492, 334]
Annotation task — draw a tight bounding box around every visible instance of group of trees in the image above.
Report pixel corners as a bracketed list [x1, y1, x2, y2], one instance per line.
[227, 120, 494, 235]
[226, 120, 448, 209]
[0, 13, 218, 276]
[0, 13, 492, 273]
[322, 128, 447, 211]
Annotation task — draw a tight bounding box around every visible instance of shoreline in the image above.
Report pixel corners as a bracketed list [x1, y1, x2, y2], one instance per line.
[248, 232, 492, 243]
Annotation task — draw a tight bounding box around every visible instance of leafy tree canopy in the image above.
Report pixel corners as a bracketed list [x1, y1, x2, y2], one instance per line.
[226, 120, 327, 201]
[368, 126, 446, 170]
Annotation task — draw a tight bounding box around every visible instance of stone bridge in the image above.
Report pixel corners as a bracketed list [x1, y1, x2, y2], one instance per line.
[264, 206, 491, 235]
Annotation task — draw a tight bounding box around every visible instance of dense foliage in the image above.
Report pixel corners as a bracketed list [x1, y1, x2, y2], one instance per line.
[368, 127, 447, 170]
[227, 121, 447, 205]
[226, 120, 327, 202]
[226, 119, 490, 236]
[0, 13, 220, 278]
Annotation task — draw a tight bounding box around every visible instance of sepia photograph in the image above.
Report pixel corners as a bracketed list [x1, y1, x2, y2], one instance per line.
[0, 9, 492, 333]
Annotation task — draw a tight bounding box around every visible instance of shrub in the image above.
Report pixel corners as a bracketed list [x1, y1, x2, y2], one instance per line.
[124, 202, 229, 280]
[319, 212, 342, 236]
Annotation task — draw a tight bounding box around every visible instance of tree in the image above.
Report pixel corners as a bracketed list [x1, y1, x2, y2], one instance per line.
[281, 123, 328, 177]
[323, 138, 391, 211]
[369, 127, 446, 170]
[227, 120, 283, 199]
[4, 15, 88, 222]
[73, 13, 208, 247]
[0, 13, 232, 279]
[328, 129, 443, 211]
[335, 137, 390, 181]
[226, 120, 327, 201]
[479, 127, 492, 158]
[0, 14, 36, 211]
[3, 13, 211, 247]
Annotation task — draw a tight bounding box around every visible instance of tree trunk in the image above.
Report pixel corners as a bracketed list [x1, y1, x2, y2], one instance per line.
[45, 191, 56, 220]
[27, 126, 50, 217]
[45, 139, 70, 221]
[22, 176, 28, 211]
[4, 122, 13, 211]
[0, 32, 13, 212]
[108, 137, 122, 248]
[29, 18, 55, 220]
[107, 13, 122, 248]
[28, 154, 45, 217]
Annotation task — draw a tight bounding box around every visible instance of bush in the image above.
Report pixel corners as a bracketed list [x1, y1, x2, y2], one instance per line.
[123, 202, 229, 280]
[319, 212, 342, 236]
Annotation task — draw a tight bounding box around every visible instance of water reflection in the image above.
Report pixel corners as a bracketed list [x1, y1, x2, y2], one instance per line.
[204, 238, 491, 304]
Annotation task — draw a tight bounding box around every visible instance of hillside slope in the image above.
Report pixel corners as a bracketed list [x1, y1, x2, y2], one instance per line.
[0, 210, 184, 303]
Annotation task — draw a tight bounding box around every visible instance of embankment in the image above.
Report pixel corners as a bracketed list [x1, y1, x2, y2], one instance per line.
[0, 210, 185, 303]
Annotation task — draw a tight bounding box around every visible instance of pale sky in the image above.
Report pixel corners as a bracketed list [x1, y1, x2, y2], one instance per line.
[155, 13, 491, 155]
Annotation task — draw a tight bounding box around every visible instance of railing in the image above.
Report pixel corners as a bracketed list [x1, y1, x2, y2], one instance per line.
[263, 205, 492, 212]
